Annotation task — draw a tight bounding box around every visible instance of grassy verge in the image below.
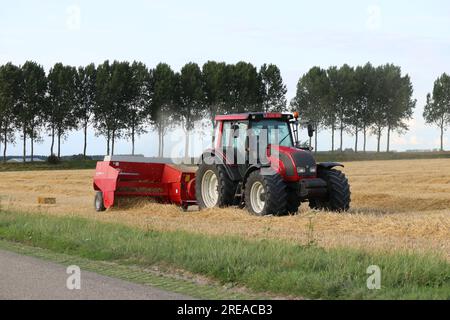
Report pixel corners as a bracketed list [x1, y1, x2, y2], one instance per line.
[0, 240, 261, 300]
[0, 210, 449, 299]
[0, 160, 97, 172]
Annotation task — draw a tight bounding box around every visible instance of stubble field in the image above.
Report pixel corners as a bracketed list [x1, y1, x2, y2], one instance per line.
[1, 158, 449, 260]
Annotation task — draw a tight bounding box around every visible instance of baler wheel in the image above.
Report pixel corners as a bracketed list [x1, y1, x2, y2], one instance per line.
[309, 169, 350, 212]
[94, 192, 106, 212]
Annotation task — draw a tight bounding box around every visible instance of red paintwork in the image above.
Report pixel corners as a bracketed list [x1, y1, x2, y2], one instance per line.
[268, 145, 317, 182]
[214, 112, 289, 121]
[215, 114, 250, 121]
[93, 161, 196, 209]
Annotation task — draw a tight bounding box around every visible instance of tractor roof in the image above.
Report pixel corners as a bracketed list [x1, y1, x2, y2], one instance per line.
[215, 112, 293, 121]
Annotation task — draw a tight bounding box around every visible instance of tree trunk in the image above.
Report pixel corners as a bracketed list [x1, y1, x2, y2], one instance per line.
[363, 125, 367, 152]
[57, 130, 61, 158]
[440, 120, 444, 152]
[309, 136, 312, 149]
[185, 128, 190, 160]
[158, 126, 163, 157]
[22, 124, 26, 162]
[377, 127, 381, 153]
[3, 125, 8, 162]
[161, 133, 165, 157]
[30, 131, 34, 162]
[106, 129, 110, 156]
[340, 121, 343, 152]
[386, 125, 391, 153]
[314, 127, 318, 153]
[83, 121, 88, 158]
[331, 124, 335, 152]
[111, 130, 115, 156]
[354, 127, 358, 153]
[131, 125, 135, 155]
[50, 126, 55, 155]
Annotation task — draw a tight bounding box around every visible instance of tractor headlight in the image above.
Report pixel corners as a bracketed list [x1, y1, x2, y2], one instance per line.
[309, 166, 317, 174]
[297, 167, 306, 174]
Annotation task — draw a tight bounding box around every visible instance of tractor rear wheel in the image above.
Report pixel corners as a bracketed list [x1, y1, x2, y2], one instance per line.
[196, 164, 237, 209]
[244, 170, 287, 216]
[309, 168, 350, 212]
[94, 192, 106, 212]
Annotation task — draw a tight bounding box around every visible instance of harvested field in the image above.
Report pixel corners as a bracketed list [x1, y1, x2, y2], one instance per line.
[1, 159, 449, 260]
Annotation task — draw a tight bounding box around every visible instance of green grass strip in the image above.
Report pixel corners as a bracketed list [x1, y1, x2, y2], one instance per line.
[0, 210, 449, 299]
[0, 240, 259, 300]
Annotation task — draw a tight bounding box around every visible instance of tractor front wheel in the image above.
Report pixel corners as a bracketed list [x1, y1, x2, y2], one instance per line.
[309, 168, 350, 212]
[244, 170, 287, 216]
[196, 164, 237, 209]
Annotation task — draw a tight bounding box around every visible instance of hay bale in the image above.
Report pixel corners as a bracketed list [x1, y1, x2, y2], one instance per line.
[37, 197, 56, 204]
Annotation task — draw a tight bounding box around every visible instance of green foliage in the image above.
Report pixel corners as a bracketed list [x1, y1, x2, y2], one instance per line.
[74, 63, 97, 157]
[423, 73, 450, 151]
[46, 154, 60, 164]
[201, 61, 228, 125]
[177, 62, 205, 157]
[150, 63, 178, 157]
[291, 66, 329, 150]
[0, 63, 22, 161]
[46, 63, 78, 157]
[126, 61, 151, 155]
[259, 64, 287, 112]
[0, 210, 449, 299]
[225, 62, 261, 113]
[293, 63, 415, 153]
[15, 61, 47, 160]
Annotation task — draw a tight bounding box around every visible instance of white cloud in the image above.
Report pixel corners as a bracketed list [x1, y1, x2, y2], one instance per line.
[366, 5, 382, 31]
[66, 5, 81, 31]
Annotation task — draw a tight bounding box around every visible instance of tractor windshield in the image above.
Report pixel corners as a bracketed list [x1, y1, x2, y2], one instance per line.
[251, 119, 293, 147]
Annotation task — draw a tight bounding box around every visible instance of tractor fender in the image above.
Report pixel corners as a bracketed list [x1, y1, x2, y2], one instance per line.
[317, 162, 344, 170]
[242, 164, 268, 188]
[199, 150, 241, 181]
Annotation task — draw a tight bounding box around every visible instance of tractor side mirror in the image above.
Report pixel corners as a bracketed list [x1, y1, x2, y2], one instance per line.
[307, 124, 315, 138]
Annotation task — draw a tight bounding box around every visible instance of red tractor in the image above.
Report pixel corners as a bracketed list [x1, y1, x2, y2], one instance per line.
[195, 112, 351, 215]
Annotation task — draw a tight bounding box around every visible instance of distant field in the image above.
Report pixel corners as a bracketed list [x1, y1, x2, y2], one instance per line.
[1, 151, 450, 172]
[313, 151, 450, 162]
[0, 159, 97, 171]
[0, 158, 449, 261]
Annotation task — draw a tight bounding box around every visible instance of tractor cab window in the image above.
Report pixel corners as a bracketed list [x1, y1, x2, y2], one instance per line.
[250, 120, 293, 147]
[221, 121, 248, 149]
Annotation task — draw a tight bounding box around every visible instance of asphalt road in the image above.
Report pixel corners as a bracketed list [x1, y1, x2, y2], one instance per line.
[0, 249, 192, 300]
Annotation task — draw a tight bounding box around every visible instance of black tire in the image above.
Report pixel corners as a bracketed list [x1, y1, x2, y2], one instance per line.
[286, 189, 301, 214]
[244, 170, 287, 216]
[94, 191, 106, 212]
[196, 163, 237, 209]
[309, 168, 350, 212]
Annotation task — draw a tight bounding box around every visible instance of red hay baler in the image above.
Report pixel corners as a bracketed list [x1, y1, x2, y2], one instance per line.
[93, 156, 197, 211]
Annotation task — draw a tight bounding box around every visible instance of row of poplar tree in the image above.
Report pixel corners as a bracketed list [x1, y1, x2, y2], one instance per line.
[0, 60, 287, 161]
[0, 60, 448, 161]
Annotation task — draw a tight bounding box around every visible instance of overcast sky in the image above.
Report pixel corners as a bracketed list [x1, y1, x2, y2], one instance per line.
[1, 0, 449, 157]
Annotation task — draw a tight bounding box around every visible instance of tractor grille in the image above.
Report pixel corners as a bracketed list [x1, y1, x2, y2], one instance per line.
[291, 151, 316, 177]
